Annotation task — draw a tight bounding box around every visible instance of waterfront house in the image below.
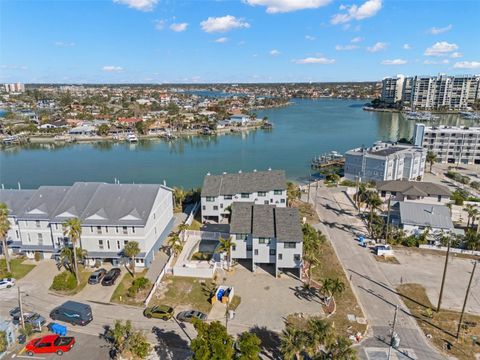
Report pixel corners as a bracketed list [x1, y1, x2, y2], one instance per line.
[344, 141, 426, 183]
[377, 180, 451, 205]
[68, 125, 96, 136]
[0, 182, 174, 267]
[229, 202, 303, 277]
[201, 170, 287, 223]
[228, 114, 251, 126]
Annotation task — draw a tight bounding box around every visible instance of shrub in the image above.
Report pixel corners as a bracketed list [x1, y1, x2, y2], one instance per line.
[191, 252, 212, 261]
[471, 181, 480, 191]
[132, 277, 151, 290]
[446, 171, 470, 185]
[34, 251, 41, 262]
[340, 179, 357, 187]
[51, 271, 77, 291]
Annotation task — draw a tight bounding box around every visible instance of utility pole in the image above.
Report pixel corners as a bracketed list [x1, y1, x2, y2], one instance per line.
[457, 261, 477, 339]
[437, 237, 451, 312]
[355, 176, 360, 210]
[307, 174, 311, 203]
[385, 195, 392, 245]
[387, 305, 399, 360]
[18, 286, 25, 330]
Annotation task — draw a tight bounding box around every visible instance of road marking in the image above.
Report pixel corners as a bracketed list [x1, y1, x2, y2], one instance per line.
[16, 356, 46, 360]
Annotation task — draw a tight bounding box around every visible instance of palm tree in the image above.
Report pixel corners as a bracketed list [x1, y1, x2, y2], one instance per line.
[356, 183, 368, 211]
[0, 203, 12, 274]
[322, 278, 345, 301]
[166, 233, 183, 256]
[63, 218, 82, 285]
[365, 191, 383, 233]
[123, 241, 140, 276]
[216, 236, 236, 271]
[321, 337, 356, 360]
[302, 225, 326, 286]
[426, 151, 437, 173]
[307, 318, 333, 355]
[464, 204, 479, 228]
[280, 325, 308, 360]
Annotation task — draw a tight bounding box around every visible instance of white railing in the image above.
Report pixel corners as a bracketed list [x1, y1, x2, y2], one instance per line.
[144, 253, 174, 306]
[419, 244, 480, 256]
[185, 202, 200, 226]
[184, 230, 230, 241]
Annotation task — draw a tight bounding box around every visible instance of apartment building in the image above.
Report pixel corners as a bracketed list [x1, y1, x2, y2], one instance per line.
[345, 142, 427, 182]
[414, 123, 480, 165]
[3, 83, 25, 93]
[201, 170, 287, 222]
[0, 182, 174, 267]
[229, 202, 303, 277]
[380, 74, 480, 110]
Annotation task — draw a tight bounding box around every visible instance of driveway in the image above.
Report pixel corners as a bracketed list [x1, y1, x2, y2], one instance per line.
[220, 264, 325, 334]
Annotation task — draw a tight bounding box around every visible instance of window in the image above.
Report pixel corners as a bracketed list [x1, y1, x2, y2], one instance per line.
[116, 226, 119, 233]
[38, 233, 43, 244]
[254, 249, 259, 255]
[269, 249, 276, 256]
[202, 206, 206, 210]
[280, 199, 285, 203]
[97, 226, 102, 234]
[294, 254, 301, 261]
[232, 245, 236, 251]
[213, 206, 218, 210]
[284, 242, 296, 249]
[28, 234, 31, 242]
[264, 200, 269, 204]
[278, 253, 283, 260]
[224, 195, 232, 200]
[117, 240, 121, 249]
[258, 191, 266, 197]
[107, 240, 110, 250]
[220, 204, 223, 209]
[206, 197, 215, 202]
[236, 234, 248, 240]
[90, 226, 93, 233]
[241, 193, 250, 198]
[438, 195, 442, 202]
[124, 240, 129, 246]
[274, 190, 283, 195]
[36, 220, 41, 228]
[105, 227, 109, 233]
[123, 226, 128, 235]
[259, 238, 270, 245]
[16, 230, 19, 238]
[98, 240, 104, 250]
[246, 245, 253, 251]
[132, 227, 135, 233]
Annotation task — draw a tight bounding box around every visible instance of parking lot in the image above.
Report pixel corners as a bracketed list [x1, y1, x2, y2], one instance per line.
[376, 247, 480, 314]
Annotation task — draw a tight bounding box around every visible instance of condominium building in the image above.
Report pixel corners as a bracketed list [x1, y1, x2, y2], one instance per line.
[0, 182, 174, 267]
[3, 83, 25, 93]
[380, 74, 480, 110]
[344, 142, 427, 182]
[229, 202, 303, 277]
[413, 123, 480, 165]
[201, 170, 287, 222]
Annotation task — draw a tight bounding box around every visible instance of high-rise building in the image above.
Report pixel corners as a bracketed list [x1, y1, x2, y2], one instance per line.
[3, 83, 25, 93]
[413, 123, 480, 165]
[380, 74, 480, 110]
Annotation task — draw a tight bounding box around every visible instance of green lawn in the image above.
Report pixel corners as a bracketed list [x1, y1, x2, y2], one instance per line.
[149, 276, 215, 313]
[0, 258, 36, 279]
[110, 270, 148, 306]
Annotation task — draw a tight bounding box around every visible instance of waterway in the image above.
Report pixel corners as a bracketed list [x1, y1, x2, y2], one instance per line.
[0, 98, 476, 189]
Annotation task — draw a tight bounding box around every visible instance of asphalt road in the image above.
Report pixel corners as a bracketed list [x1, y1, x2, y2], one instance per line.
[310, 186, 447, 360]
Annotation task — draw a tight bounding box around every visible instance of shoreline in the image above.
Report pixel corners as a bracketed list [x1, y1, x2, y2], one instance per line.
[363, 107, 474, 115]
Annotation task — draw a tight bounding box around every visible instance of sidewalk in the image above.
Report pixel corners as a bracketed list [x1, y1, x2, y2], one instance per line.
[145, 250, 170, 283]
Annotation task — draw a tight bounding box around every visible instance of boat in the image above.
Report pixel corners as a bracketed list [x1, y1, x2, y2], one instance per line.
[126, 134, 138, 143]
[261, 121, 273, 129]
[459, 112, 480, 120]
[2, 135, 20, 145]
[404, 111, 439, 121]
[311, 151, 345, 169]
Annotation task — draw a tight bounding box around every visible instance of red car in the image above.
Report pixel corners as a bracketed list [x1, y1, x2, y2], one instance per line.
[25, 334, 75, 356]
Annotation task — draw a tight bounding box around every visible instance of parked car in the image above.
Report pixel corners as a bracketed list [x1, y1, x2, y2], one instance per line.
[10, 308, 46, 330]
[0, 278, 15, 289]
[143, 305, 174, 320]
[25, 334, 75, 356]
[101, 268, 121, 286]
[176, 310, 207, 323]
[88, 268, 107, 285]
[50, 301, 93, 326]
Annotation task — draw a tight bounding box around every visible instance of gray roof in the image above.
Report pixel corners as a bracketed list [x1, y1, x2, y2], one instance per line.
[230, 202, 302, 242]
[377, 180, 451, 197]
[1, 182, 171, 226]
[398, 202, 453, 229]
[0, 189, 36, 217]
[201, 170, 286, 197]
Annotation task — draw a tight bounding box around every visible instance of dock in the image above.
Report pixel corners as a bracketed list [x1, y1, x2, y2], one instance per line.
[311, 151, 345, 169]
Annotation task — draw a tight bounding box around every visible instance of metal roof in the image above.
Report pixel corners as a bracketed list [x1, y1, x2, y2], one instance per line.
[377, 180, 451, 197]
[398, 202, 453, 229]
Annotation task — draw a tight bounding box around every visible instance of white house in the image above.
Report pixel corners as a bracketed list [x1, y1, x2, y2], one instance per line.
[0, 182, 174, 267]
[201, 170, 287, 223]
[377, 180, 451, 205]
[229, 202, 303, 277]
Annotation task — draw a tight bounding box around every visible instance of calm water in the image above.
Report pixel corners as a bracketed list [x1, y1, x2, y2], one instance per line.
[0, 99, 476, 189]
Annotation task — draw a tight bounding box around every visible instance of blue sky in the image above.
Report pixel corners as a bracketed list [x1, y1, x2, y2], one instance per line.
[1, 0, 479, 83]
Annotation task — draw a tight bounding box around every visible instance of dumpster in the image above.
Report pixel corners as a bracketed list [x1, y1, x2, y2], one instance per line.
[48, 322, 67, 336]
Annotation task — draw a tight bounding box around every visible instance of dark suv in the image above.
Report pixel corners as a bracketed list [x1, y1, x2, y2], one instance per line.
[88, 269, 107, 285]
[101, 268, 121, 286]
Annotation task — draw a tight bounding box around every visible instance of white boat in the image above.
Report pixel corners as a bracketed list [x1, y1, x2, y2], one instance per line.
[126, 134, 138, 143]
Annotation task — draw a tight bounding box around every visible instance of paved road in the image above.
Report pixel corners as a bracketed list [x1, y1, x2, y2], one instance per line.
[310, 186, 446, 360]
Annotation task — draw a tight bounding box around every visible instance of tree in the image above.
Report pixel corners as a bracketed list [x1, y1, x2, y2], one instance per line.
[107, 320, 151, 360]
[190, 320, 234, 360]
[166, 233, 183, 256]
[464, 204, 479, 228]
[216, 236, 236, 271]
[235, 332, 262, 360]
[280, 324, 308, 360]
[63, 218, 82, 286]
[124, 241, 140, 276]
[97, 124, 110, 136]
[302, 224, 326, 286]
[321, 337, 356, 360]
[59, 247, 87, 273]
[0, 203, 12, 274]
[463, 230, 480, 251]
[0, 330, 7, 354]
[173, 187, 186, 210]
[135, 121, 148, 135]
[287, 182, 301, 206]
[322, 278, 345, 301]
[365, 191, 383, 234]
[426, 151, 437, 173]
[307, 318, 333, 355]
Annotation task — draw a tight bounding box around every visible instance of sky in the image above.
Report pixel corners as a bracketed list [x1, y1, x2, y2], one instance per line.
[1, 0, 479, 83]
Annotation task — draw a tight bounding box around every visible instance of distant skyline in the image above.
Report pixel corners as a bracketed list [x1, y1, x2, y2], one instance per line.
[1, 0, 479, 84]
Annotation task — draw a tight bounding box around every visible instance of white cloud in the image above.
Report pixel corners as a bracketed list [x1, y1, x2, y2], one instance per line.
[214, 37, 229, 43]
[381, 59, 407, 65]
[403, 43, 412, 50]
[423, 59, 449, 65]
[335, 44, 359, 51]
[245, 0, 331, 13]
[170, 23, 188, 32]
[424, 41, 458, 56]
[0, 65, 28, 70]
[331, 0, 382, 25]
[270, 49, 281, 56]
[200, 15, 250, 33]
[305, 35, 316, 41]
[454, 61, 480, 69]
[54, 41, 75, 47]
[351, 36, 363, 43]
[113, 0, 158, 11]
[293, 57, 335, 64]
[450, 52, 463, 58]
[428, 24, 453, 35]
[154, 19, 166, 31]
[367, 42, 387, 52]
[102, 66, 124, 73]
